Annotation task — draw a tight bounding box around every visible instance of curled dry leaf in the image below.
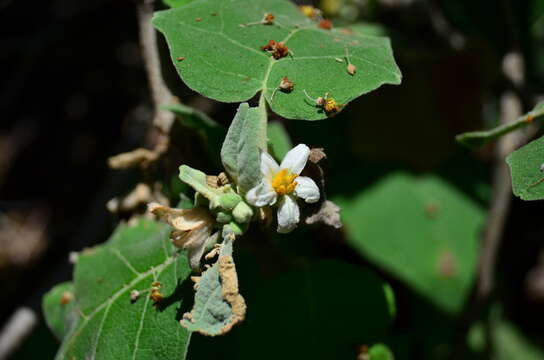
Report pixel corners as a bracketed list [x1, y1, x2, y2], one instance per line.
[305, 200, 342, 229]
[217, 253, 246, 334]
[309, 147, 327, 164]
[148, 202, 215, 271]
[108, 148, 161, 169]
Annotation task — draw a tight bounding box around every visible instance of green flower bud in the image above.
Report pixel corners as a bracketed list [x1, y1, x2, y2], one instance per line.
[232, 201, 253, 224]
[215, 211, 232, 224]
[218, 193, 242, 211]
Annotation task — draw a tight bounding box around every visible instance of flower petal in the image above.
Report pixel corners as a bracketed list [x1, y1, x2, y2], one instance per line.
[261, 151, 280, 179]
[246, 180, 277, 207]
[277, 195, 300, 233]
[280, 144, 310, 175]
[294, 176, 320, 203]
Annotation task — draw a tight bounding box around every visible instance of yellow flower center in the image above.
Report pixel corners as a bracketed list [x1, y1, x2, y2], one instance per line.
[271, 169, 298, 195]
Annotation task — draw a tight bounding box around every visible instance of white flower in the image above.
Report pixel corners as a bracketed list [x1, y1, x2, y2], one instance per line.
[246, 144, 320, 233]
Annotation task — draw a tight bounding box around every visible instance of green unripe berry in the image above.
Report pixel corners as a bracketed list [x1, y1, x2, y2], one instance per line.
[218, 193, 242, 211]
[232, 201, 253, 224]
[216, 211, 232, 224]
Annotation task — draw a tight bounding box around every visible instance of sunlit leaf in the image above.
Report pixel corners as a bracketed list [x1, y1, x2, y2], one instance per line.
[44, 219, 192, 360]
[336, 173, 484, 313]
[153, 0, 401, 120]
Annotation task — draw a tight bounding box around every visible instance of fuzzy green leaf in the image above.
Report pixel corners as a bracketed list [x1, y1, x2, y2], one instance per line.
[507, 134, 544, 200]
[47, 219, 192, 360]
[179, 164, 222, 200]
[152, 0, 401, 120]
[336, 173, 484, 313]
[221, 102, 266, 193]
[180, 231, 244, 336]
[43, 282, 78, 341]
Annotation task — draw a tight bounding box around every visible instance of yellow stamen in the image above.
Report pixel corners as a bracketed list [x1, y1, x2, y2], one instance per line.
[271, 169, 298, 195]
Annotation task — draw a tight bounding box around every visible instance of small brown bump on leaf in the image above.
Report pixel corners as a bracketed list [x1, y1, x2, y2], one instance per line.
[130, 290, 140, 302]
[210, 12, 217, 16]
[150, 281, 164, 306]
[195, 17, 202, 22]
[309, 148, 326, 163]
[271, 76, 295, 101]
[240, 12, 275, 27]
[59, 291, 74, 305]
[176, 56, 185, 62]
[437, 251, 457, 278]
[347, 63, 357, 75]
[261, 40, 289, 59]
[319, 19, 332, 30]
[526, 113, 535, 123]
[424, 202, 440, 218]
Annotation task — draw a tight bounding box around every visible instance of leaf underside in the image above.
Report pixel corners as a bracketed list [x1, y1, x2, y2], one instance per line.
[44, 219, 193, 360]
[153, 0, 401, 120]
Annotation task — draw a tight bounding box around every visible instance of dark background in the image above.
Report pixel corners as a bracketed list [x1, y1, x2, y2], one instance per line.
[1, 0, 544, 358]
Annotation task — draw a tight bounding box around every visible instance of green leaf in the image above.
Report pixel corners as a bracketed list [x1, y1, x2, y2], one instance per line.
[343, 22, 387, 37]
[48, 218, 192, 360]
[152, 0, 401, 120]
[179, 164, 222, 200]
[369, 343, 395, 360]
[166, 102, 225, 162]
[469, 320, 544, 360]
[267, 121, 292, 160]
[456, 101, 544, 147]
[507, 135, 544, 200]
[165, 103, 224, 137]
[43, 282, 78, 341]
[180, 231, 245, 336]
[163, 0, 197, 8]
[335, 173, 485, 313]
[221, 102, 266, 193]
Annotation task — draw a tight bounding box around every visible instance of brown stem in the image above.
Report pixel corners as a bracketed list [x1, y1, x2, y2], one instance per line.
[136, 0, 175, 136]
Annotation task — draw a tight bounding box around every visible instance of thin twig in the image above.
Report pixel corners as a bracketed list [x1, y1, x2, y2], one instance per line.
[136, 0, 175, 136]
[0, 307, 37, 360]
[109, 0, 175, 169]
